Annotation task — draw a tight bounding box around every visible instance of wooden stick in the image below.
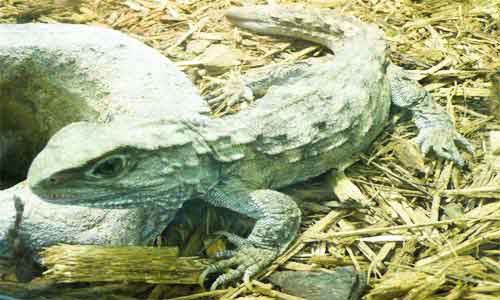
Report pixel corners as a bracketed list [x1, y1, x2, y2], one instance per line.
[41, 245, 212, 284]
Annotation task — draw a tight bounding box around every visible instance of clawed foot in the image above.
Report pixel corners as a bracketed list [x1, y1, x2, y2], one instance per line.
[199, 231, 278, 290]
[413, 126, 474, 166]
[205, 73, 254, 111]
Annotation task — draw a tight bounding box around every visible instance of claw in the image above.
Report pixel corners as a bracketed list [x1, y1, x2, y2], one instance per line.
[432, 146, 451, 161]
[210, 276, 225, 291]
[452, 156, 465, 167]
[207, 88, 224, 98]
[198, 265, 214, 288]
[447, 144, 464, 166]
[207, 94, 225, 105]
[199, 244, 279, 290]
[420, 139, 432, 155]
[199, 264, 219, 288]
[199, 257, 239, 288]
[413, 126, 473, 167]
[204, 74, 254, 109]
[210, 265, 247, 290]
[204, 80, 222, 90]
[412, 134, 425, 147]
[243, 263, 261, 284]
[435, 146, 464, 166]
[456, 134, 474, 154]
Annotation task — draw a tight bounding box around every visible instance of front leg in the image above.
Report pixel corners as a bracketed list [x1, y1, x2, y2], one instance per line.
[200, 182, 301, 290]
[205, 56, 330, 110]
[387, 65, 474, 165]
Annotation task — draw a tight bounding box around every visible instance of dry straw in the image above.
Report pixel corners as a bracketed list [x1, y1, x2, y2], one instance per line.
[0, 0, 499, 299]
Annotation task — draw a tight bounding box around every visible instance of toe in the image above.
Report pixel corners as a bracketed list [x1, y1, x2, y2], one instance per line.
[456, 134, 474, 153]
[199, 265, 218, 288]
[227, 94, 241, 107]
[242, 87, 254, 102]
[447, 145, 464, 166]
[433, 145, 452, 161]
[420, 139, 432, 155]
[433, 145, 464, 166]
[412, 134, 425, 147]
[243, 264, 261, 285]
[210, 264, 247, 290]
[207, 94, 226, 105]
[200, 245, 279, 290]
[199, 256, 240, 288]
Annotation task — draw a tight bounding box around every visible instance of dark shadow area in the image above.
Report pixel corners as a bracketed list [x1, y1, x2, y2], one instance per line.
[163, 198, 254, 257]
[0, 63, 97, 189]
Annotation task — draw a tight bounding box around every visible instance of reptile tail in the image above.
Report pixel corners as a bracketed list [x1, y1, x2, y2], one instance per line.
[225, 5, 382, 52]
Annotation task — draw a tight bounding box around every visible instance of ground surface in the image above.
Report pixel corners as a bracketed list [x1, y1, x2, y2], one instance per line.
[0, 0, 499, 299]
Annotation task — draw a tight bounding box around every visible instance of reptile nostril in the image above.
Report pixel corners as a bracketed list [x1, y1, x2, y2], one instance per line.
[47, 174, 67, 185]
[46, 177, 58, 186]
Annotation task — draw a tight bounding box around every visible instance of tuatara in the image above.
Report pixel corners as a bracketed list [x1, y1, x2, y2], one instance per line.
[27, 5, 473, 289]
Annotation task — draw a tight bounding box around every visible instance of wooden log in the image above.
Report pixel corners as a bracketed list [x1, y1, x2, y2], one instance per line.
[40, 245, 212, 284]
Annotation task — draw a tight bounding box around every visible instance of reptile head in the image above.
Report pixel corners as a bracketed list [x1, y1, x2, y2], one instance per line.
[27, 118, 205, 209]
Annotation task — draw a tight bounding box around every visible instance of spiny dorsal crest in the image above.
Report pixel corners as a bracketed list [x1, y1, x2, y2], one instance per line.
[268, 6, 344, 35]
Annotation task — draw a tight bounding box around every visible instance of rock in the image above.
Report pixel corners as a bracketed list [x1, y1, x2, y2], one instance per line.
[269, 268, 366, 300]
[0, 24, 208, 280]
[1, 173, 178, 283]
[198, 44, 242, 73]
[186, 39, 212, 55]
[394, 139, 427, 174]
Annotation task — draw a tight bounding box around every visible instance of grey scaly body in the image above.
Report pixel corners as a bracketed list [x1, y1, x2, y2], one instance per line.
[27, 5, 472, 289]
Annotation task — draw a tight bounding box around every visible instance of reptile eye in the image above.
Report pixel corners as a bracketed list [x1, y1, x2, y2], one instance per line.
[88, 155, 127, 179]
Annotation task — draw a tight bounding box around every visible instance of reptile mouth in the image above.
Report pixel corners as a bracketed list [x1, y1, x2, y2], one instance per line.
[31, 188, 87, 203]
[32, 184, 162, 208]
[42, 192, 82, 201]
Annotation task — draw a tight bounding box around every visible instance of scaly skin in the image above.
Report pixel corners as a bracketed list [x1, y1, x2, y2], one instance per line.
[27, 5, 472, 289]
[220, 5, 473, 164]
